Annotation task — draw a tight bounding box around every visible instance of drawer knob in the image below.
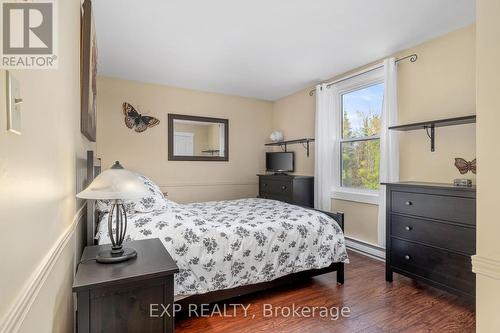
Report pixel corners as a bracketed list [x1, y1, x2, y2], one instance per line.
[404, 255, 411, 261]
[405, 226, 412, 231]
[264, 183, 268, 187]
[281, 185, 287, 190]
[405, 201, 412, 206]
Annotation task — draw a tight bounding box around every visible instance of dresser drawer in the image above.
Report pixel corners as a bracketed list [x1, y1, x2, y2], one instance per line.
[270, 180, 292, 195]
[390, 238, 474, 295]
[391, 191, 476, 225]
[259, 178, 271, 193]
[261, 193, 293, 203]
[258, 175, 314, 208]
[391, 214, 475, 255]
[259, 179, 292, 195]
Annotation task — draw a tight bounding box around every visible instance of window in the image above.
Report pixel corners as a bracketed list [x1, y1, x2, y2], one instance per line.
[340, 83, 384, 191]
[330, 69, 385, 204]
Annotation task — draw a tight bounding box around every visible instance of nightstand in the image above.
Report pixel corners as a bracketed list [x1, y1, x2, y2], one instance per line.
[73, 238, 179, 333]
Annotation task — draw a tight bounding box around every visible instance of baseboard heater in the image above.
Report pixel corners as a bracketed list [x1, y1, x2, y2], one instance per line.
[345, 237, 385, 261]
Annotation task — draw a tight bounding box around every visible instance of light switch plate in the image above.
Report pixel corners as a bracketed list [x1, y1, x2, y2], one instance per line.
[6, 71, 22, 134]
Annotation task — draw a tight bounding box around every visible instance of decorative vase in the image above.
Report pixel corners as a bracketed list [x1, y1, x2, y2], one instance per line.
[270, 131, 284, 142]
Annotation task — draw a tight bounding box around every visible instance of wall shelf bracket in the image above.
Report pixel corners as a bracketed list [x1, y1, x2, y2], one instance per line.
[425, 126, 435, 152]
[301, 141, 312, 157]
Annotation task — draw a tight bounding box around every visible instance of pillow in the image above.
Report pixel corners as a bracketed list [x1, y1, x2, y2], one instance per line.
[96, 174, 172, 213]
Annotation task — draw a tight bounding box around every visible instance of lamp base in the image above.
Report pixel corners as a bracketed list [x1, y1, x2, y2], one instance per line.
[96, 247, 137, 264]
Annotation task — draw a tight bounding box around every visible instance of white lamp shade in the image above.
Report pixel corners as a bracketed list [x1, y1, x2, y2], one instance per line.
[77, 163, 149, 200]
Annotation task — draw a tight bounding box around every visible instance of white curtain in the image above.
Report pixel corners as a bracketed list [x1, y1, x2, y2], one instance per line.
[378, 58, 400, 247]
[314, 83, 337, 211]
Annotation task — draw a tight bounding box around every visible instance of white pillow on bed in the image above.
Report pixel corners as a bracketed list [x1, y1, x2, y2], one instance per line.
[96, 174, 173, 213]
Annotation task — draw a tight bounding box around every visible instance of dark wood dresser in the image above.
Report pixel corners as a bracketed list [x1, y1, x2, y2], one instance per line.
[73, 238, 179, 333]
[384, 182, 476, 300]
[258, 174, 314, 207]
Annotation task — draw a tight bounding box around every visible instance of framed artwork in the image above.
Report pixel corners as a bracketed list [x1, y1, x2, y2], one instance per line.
[81, 0, 97, 142]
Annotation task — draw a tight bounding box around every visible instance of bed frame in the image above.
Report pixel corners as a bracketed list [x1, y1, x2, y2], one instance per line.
[83, 150, 344, 307]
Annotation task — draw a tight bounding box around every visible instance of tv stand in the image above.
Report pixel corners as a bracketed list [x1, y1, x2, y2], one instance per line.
[272, 172, 289, 176]
[257, 174, 314, 207]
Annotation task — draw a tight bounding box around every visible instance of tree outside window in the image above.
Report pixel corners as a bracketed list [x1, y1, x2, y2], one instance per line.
[340, 83, 383, 190]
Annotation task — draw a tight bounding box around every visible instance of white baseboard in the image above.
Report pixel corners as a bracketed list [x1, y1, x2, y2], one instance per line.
[0, 204, 85, 333]
[472, 254, 500, 280]
[345, 236, 386, 261]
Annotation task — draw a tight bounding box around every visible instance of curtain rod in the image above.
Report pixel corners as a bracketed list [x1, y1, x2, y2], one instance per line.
[308, 54, 418, 96]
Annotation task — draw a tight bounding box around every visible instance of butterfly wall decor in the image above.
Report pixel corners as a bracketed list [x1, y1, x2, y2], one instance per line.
[454, 158, 476, 174]
[122, 102, 160, 133]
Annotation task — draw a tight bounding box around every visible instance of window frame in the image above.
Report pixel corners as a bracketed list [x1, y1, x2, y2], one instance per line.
[331, 69, 384, 205]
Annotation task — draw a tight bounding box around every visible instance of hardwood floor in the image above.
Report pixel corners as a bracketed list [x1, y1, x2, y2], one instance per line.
[175, 251, 475, 333]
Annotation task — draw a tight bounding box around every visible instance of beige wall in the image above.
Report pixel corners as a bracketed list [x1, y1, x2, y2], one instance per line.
[398, 26, 476, 183]
[332, 200, 379, 245]
[272, 25, 476, 245]
[475, 0, 500, 331]
[96, 76, 273, 203]
[0, 0, 93, 331]
[272, 88, 316, 175]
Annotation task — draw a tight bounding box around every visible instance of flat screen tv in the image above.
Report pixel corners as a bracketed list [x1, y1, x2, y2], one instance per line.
[266, 152, 294, 173]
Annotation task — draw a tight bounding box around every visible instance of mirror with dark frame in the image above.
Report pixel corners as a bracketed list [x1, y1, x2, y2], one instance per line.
[168, 114, 229, 161]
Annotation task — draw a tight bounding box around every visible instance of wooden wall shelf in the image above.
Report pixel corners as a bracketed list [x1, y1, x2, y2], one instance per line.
[388, 115, 476, 131]
[389, 115, 476, 152]
[265, 138, 315, 157]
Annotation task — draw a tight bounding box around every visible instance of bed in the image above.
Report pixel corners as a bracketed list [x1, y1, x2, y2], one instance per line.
[84, 151, 348, 307]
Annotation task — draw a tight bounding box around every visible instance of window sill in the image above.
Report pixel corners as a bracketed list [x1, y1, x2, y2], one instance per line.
[331, 189, 379, 205]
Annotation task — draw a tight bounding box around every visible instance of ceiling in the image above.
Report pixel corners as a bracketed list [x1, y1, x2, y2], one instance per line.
[93, 0, 475, 101]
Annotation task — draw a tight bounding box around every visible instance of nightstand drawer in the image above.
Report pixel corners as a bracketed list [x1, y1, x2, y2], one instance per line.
[390, 214, 475, 255]
[390, 238, 474, 296]
[89, 277, 172, 333]
[391, 191, 476, 225]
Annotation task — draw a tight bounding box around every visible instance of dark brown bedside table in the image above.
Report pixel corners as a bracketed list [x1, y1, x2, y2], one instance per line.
[73, 238, 179, 333]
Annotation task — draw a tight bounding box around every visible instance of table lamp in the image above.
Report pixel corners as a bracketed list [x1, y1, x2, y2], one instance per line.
[77, 161, 149, 263]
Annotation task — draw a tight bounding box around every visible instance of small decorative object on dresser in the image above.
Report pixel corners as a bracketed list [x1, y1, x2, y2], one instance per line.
[258, 174, 314, 207]
[77, 161, 149, 263]
[270, 131, 284, 142]
[384, 182, 476, 301]
[73, 238, 179, 333]
[454, 178, 473, 187]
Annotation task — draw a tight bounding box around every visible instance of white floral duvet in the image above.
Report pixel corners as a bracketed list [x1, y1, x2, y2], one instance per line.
[97, 198, 348, 296]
